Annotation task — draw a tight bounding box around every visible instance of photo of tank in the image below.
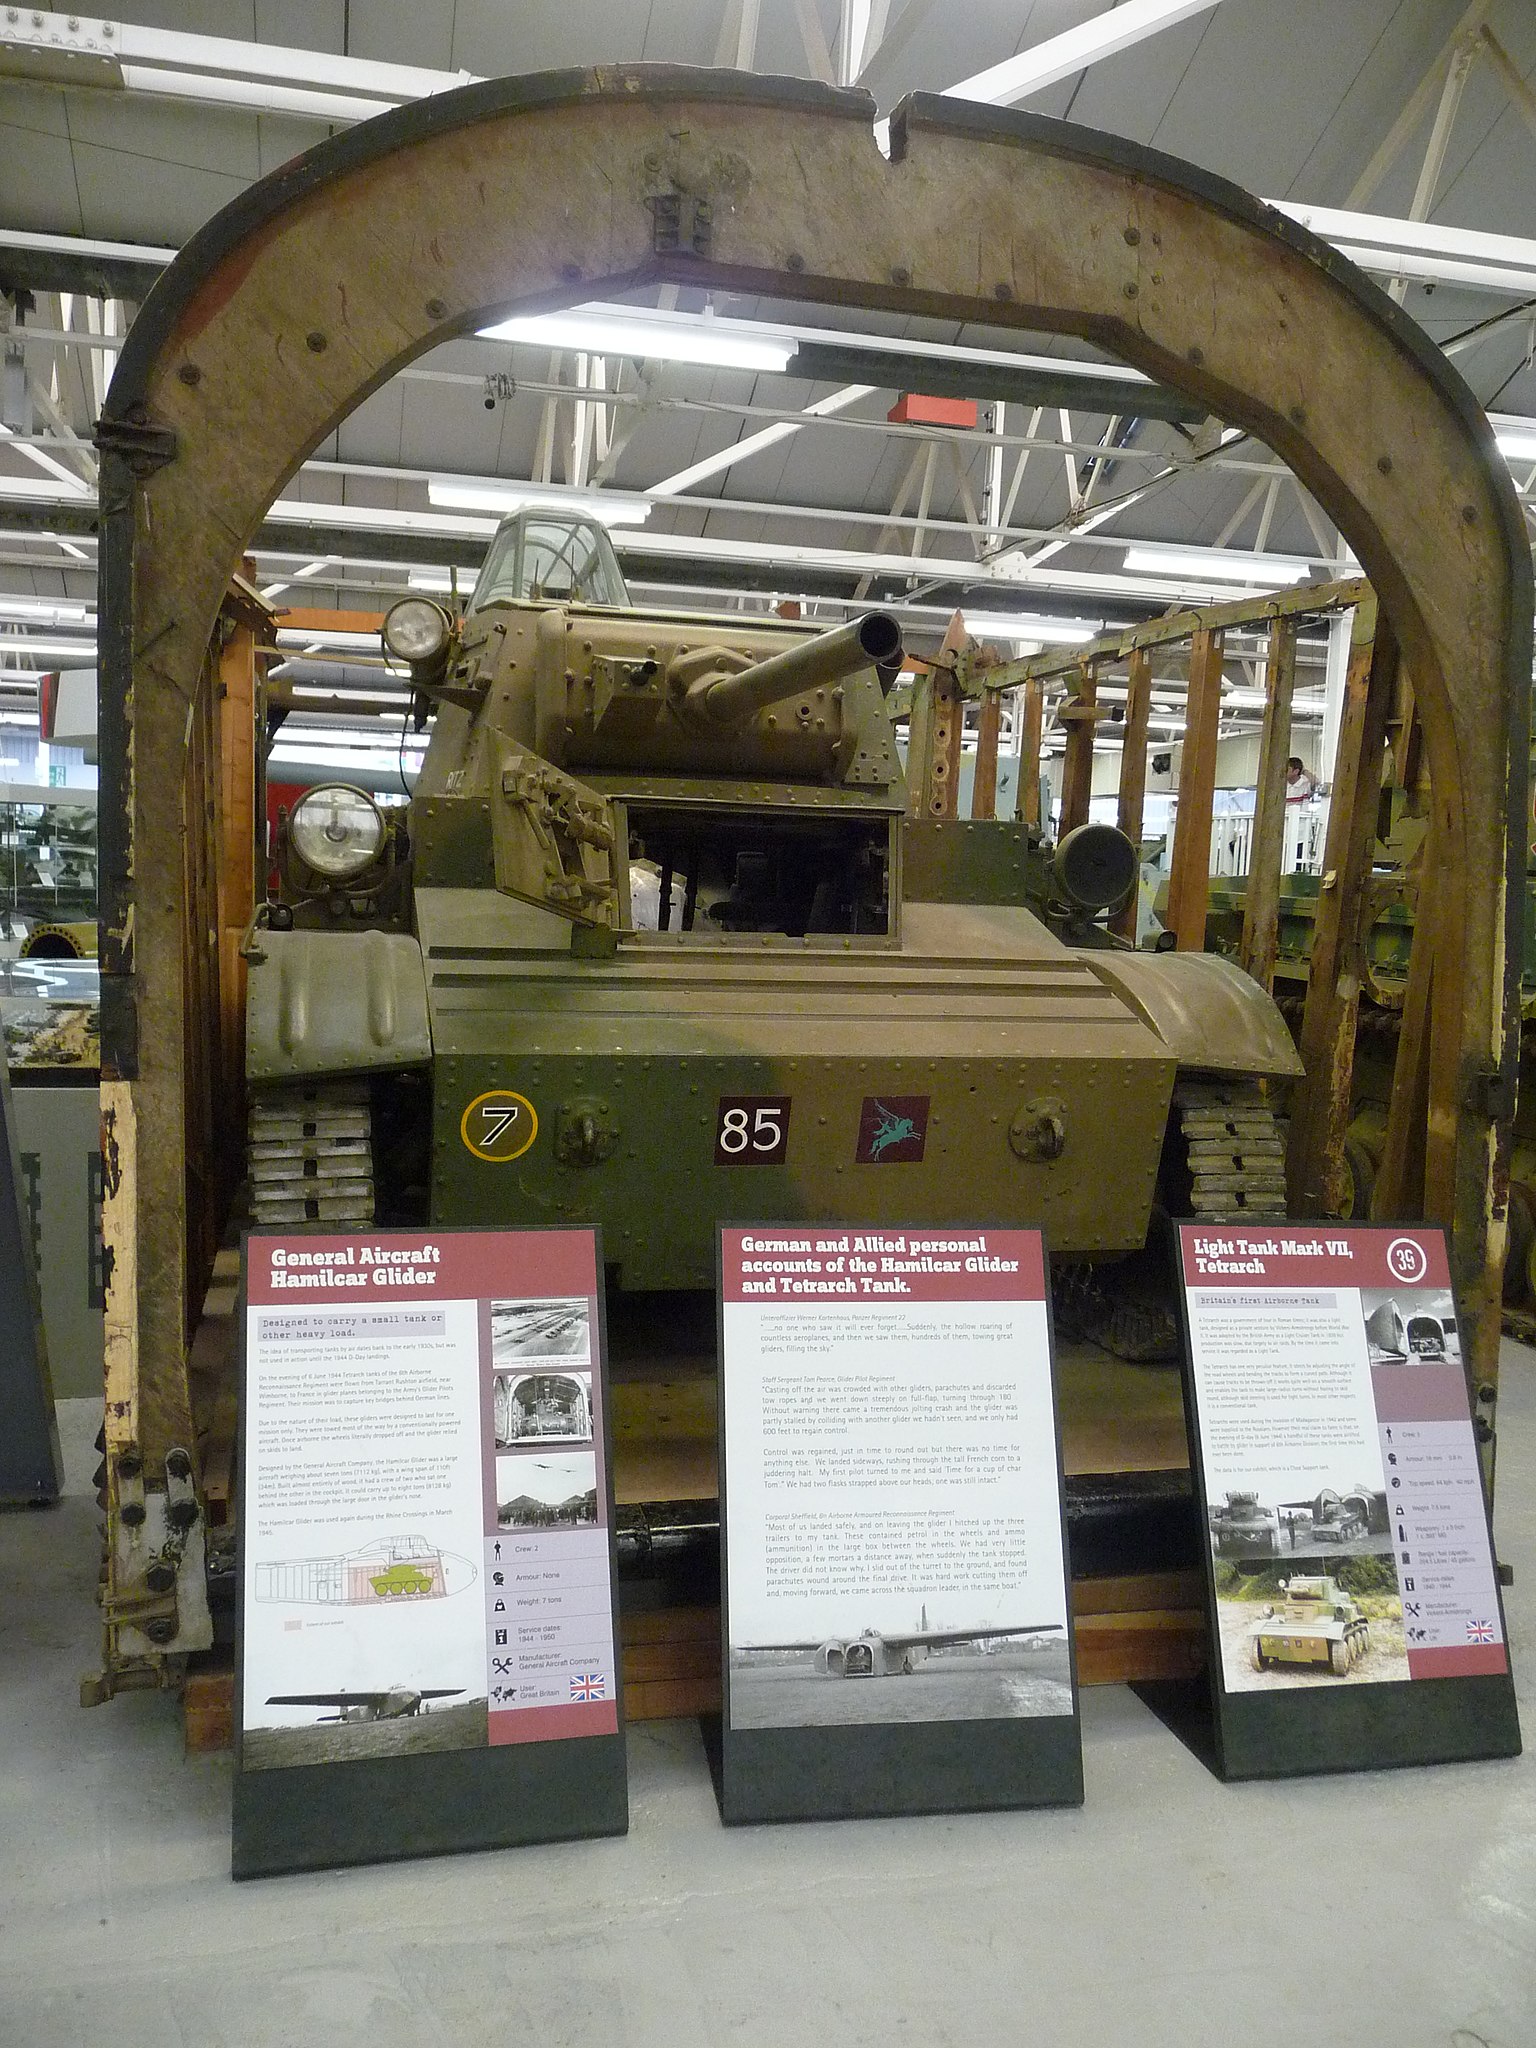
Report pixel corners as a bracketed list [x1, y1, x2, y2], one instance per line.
[1360, 1287, 1460, 1366]
[1211, 1482, 1391, 1561]
[490, 1298, 591, 1364]
[1248, 1575, 1371, 1674]
[493, 1369, 592, 1448]
[1214, 1558, 1407, 1692]
[1209, 1491, 1281, 1557]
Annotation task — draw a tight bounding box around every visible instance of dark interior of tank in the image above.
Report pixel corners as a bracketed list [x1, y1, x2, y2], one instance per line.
[625, 805, 890, 935]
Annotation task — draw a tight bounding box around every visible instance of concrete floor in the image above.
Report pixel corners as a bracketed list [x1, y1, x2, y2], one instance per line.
[3, 1363, 1533, 2048]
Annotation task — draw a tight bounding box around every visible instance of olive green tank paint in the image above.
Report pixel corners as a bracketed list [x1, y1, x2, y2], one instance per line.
[903, 818, 1048, 907]
[249, 511, 1300, 1280]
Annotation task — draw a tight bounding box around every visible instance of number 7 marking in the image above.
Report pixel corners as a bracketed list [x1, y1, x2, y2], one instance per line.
[480, 1105, 520, 1148]
[460, 1090, 539, 1162]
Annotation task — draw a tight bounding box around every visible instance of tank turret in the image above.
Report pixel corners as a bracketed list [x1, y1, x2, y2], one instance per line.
[245, 506, 1301, 1309]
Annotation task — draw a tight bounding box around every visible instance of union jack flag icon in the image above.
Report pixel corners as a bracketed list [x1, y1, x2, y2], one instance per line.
[570, 1671, 607, 1701]
[1466, 1620, 1496, 1644]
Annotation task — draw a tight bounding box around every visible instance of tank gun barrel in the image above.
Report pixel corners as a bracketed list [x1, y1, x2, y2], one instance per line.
[686, 612, 903, 726]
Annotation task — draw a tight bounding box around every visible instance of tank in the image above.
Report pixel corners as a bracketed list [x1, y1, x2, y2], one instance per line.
[1307, 1488, 1367, 1544]
[1209, 1491, 1281, 1557]
[1248, 1575, 1371, 1674]
[245, 506, 1300, 1345]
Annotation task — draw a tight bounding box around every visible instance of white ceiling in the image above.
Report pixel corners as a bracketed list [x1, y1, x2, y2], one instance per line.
[2, 0, 1535, 733]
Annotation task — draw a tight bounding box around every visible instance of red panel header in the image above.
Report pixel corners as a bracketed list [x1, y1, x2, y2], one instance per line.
[720, 1226, 1044, 1304]
[245, 1228, 598, 1306]
[1178, 1223, 1450, 1292]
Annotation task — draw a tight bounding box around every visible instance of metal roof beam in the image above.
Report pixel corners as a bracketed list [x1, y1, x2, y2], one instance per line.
[943, 0, 1228, 109]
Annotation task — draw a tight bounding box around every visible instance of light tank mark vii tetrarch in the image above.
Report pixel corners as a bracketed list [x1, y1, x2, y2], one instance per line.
[1248, 1575, 1372, 1676]
[245, 508, 1300, 1302]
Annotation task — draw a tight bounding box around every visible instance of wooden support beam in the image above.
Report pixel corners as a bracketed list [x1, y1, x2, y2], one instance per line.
[906, 611, 967, 819]
[271, 606, 386, 633]
[1165, 628, 1224, 951]
[1057, 665, 1098, 835]
[972, 686, 1001, 819]
[1238, 614, 1298, 990]
[1110, 645, 1152, 940]
[1020, 681, 1044, 829]
[1374, 851, 1438, 1222]
[1287, 607, 1398, 1216]
[995, 574, 1368, 689]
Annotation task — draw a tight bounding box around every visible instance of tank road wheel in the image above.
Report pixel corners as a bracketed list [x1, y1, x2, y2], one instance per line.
[1504, 1183, 1536, 1310]
[1171, 1081, 1288, 1221]
[1329, 1639, 1350, 1676]
[1339, 1136, 1377, 1221]
[1250, 1640, 1268, 1673]
[247, 1082, 375, 1226]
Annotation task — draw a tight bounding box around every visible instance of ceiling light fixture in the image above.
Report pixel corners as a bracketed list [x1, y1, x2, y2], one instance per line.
[478, 306, 794, 374]
[961, 611, 1100, 645]
[425, 480, 652, 526]
[0, 597, 91, 622]
[1121, 546, 1311, 585]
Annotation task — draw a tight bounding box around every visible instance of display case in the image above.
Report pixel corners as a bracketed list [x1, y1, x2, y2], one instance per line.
[1, 956, 99, 1072]
[0, 785, 98, 954]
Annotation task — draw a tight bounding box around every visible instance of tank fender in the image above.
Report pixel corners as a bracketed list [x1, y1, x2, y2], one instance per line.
[1085, 950, 1303, 1080]
[246, 928, 431, 1082]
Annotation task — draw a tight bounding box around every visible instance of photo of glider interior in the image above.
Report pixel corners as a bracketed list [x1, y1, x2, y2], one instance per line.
[490, 1298, 592, 1364]
[253, 1534, 477, 1605]
[1360, 1289, 1460, 1366]
[730, 1608, 1073, 1730]
[493, 1371, 593, 1448]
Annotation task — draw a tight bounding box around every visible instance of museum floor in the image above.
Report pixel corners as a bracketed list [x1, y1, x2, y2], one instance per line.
[4, 1362, 1533, 2048]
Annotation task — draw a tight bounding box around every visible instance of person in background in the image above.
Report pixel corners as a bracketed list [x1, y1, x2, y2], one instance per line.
[1284, 756, 1317, 803]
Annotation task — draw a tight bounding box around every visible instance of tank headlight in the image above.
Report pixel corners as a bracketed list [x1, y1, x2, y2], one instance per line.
[1052, 822, 1138, 914]
[382, 595, 450, 668]
[289, 783, 386, 882]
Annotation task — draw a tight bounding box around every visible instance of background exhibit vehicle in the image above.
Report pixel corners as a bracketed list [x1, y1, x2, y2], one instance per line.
[245, 511, 1299, 1312]
[1248, 1577, 1371, 1676]
[742, 1619, 1065, 1679]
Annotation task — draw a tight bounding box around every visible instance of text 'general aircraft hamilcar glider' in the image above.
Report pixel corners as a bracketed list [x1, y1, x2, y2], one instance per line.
[739, 1619, 1064, 1679]
[264, 1686, 464, 1723]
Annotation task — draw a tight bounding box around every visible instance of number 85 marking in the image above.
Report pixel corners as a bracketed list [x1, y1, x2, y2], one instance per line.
[460, 1089, 539, 1163]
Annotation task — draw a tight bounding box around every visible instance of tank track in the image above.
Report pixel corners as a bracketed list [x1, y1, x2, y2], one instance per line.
[247, 1082, 375, 1227]
[1174, 1078, 1287, 1219]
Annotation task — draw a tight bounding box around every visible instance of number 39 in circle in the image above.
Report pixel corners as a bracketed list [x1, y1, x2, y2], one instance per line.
[1386, 1236, 1429, 1284]
[715, 1096, 791, 1166]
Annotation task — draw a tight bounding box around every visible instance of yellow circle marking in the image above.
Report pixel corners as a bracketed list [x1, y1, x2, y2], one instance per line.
[460, 1089, 538, 1163]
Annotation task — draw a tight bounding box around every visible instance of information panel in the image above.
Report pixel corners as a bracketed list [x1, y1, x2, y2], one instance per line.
[1175, 1221, 1519, 1778]
[717, 1225, 1081, 1824]
[233, 1227, 626, 1877]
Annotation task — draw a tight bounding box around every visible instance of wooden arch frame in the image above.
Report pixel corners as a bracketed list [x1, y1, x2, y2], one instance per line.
[98, 68, 1528, 1475]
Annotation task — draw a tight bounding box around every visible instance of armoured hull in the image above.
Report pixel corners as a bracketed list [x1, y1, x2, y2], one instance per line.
[416, 889, 1177, 1283]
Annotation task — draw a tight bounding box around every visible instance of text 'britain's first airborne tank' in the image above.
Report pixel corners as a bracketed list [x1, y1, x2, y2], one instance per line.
[246, 509, 1300, 1320]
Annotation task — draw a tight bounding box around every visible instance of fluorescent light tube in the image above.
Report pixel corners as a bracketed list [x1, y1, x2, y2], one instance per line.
[1122, 547, 1311, 585]
[478, 307, 793, 374]
[1496, 430, 1536, 464]
[0, 637, 97, 660]
[426, 481, 652, 526]
[0, 597, 91, 622]
[963, 611, 1099, 644]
